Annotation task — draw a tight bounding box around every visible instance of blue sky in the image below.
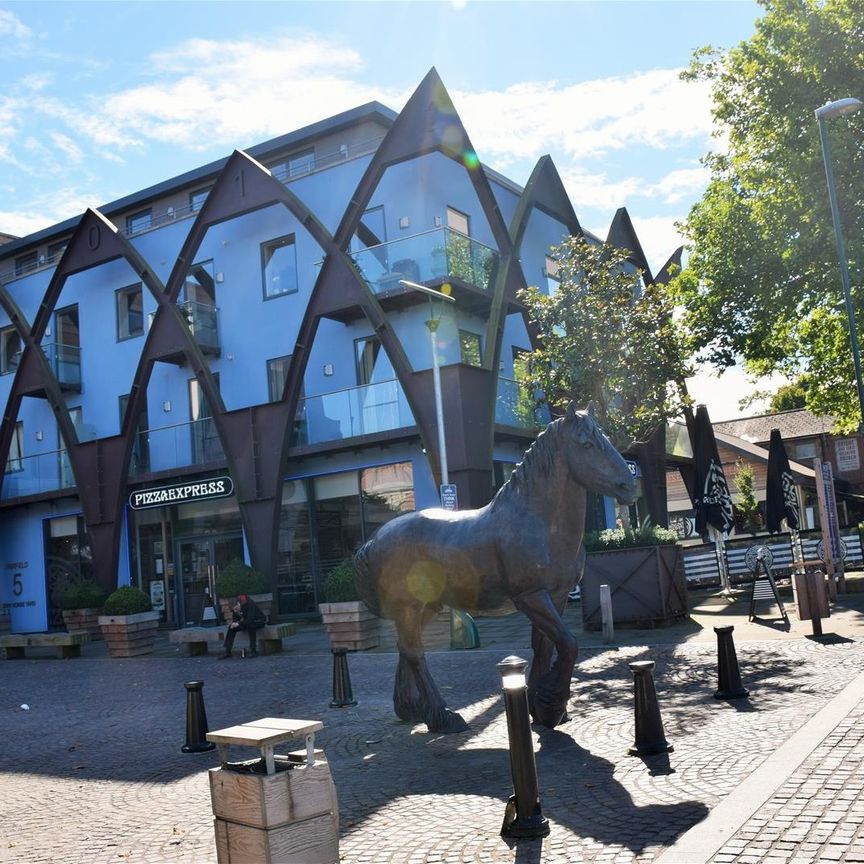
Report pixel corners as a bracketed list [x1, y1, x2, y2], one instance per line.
[0, 0, 775, 418]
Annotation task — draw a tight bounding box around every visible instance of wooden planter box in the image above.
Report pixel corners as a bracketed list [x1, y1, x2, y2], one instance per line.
[318, 601, 379, 651]
[98, 611, 160, 657]
[582, 545, 688, 630]
[62, 607, 103, 640]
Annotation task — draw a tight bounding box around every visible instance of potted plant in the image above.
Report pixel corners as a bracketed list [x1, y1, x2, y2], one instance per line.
[98, 586, 160, 657]
[60, 580, 108, 639]
[581, 525, 688, 630]
[215, 560, 272, 622]
[318, 559, 379, 650]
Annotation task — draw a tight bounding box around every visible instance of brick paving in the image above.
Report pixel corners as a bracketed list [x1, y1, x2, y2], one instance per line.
[3, 589, 864, 863]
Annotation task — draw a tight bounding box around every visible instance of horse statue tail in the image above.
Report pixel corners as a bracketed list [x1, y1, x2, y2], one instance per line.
[353, 539, 382, 616]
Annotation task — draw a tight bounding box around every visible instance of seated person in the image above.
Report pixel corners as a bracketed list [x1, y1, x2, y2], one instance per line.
[219, 593, 266, 658]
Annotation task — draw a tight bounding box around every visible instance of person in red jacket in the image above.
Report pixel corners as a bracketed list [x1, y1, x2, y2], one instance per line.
[219, 593, 266, 658]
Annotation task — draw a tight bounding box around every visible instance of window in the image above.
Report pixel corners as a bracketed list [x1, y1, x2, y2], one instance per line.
[183, 259, 216, 306]
[189, 375, 222, 464]
[126, 209, 152, 234]
[120, 393, 149, 474]
[795, 441, 817, 461]
[1, 327, 21, 375]
[5, 422, 23, 473]
[47, 241, 67, 263]
[267, 355, 291, 402]
[261, 235, 298, 299]
[116, 283, 144, 340]
[14, 251, 37, 277]
[459, 330, 482, 366]
[355, 336, 394, 385]
[545, 255, 561, 295]
[273, 149, 315, 181]
[189, 188, 211, 212]
[446, 207, 470, 236]
[836, 438, 860, 473]
[53, 305, 81, 387]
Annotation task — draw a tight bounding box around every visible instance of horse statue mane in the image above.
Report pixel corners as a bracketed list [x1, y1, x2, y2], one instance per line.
[354, 402, 637, 733]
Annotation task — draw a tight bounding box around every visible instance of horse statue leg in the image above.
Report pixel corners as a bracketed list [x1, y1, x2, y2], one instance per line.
[513, 587, 577, 728]
[392, 603, 469, 734]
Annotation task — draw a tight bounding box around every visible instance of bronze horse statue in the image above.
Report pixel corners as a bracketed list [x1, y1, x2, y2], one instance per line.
[354, 403, 637, 733]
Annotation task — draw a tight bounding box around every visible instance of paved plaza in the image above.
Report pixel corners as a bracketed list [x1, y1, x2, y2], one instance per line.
[4, 585, 864, 863]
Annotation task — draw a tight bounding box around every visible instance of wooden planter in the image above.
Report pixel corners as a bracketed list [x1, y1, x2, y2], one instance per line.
[318, 601, 379, 651]
[98, 611, 160, 657]
[62, 607, 103, 640]
[582, 545, 688, 630]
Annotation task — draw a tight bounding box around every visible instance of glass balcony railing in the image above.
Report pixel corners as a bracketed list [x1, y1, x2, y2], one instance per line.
[129, 417, 225, 477]
[1, 448, 76, 499]
[43, 342, 81, 388]
[295, 379, 413, 446]
[495, 377, 550, 429]
[146, 301, 220, 352]
[351, 227, 499, 296]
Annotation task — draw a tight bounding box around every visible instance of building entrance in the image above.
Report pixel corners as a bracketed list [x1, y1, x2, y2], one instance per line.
[175, 534, 244, 626]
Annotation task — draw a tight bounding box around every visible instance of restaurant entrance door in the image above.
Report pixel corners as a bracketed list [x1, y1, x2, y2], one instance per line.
[175, 534, 244, 626]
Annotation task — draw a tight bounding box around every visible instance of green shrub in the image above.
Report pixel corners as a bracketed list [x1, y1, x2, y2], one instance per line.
[319, 558, 359, 603]
[215, 559, 269, 598]
[583, 525, 678, 553]
[103, 585, 152, 616]
[59, 580, 108, 611]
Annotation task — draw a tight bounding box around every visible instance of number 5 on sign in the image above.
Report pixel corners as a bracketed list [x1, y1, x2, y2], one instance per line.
[12, 573, 22, 596]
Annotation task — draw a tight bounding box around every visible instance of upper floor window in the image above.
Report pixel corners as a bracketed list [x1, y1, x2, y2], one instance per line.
[47, 241, 67, 263]
[189, 188, 211, 213]
[355, 336, 394, 385]
[14, 251, 37, 277]
[459, 330, 482, 367]
[267, 355, 291, 402]
[126, 209, 152, 234]
[273, 150, 315, 181]
[447, 207, 470, 236]
[261, 235, 298, 299]
[795, 441, 817, 461]
[1, 327, 21, 375]
[5, 422, 23, 473]
[116, 283, 144, 340]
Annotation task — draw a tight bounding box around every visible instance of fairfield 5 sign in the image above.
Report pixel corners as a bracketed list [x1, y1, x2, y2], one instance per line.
[129, 477, 233, 510]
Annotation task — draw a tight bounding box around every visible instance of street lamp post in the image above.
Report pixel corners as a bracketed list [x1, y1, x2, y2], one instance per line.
[815, 97, 864, 433]
[399, 279, 455, 491]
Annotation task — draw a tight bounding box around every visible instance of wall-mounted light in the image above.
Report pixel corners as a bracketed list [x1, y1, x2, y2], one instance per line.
[221, 239, 229, 247]
[323, 363, 334, 377]
[434, 215, 442, 228]
[35, 430, 43, 441]
[227, 353, 234, 362]
[399, 216, 410, 229]
[216, 272, 224, 283]
[163, 401, 172, 413]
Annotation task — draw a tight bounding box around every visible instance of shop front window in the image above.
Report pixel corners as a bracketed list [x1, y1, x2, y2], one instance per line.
[44, 513, 92, 629]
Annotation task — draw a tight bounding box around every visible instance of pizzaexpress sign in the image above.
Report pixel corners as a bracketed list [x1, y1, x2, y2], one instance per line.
[129, 477, 233, 510]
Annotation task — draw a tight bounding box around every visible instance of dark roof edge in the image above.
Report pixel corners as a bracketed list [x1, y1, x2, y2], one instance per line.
[1, 101, 398, 258]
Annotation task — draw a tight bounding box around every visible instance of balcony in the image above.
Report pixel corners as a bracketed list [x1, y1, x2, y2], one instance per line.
[1, 448, 76, 499]
[129, 417, 225, 477]
[43, 343, 81, 391]
[294, 379, 413, 447]
[148, 300, 221, 364]
[334, 228, 500, 322]
[495, 376, 550, 430]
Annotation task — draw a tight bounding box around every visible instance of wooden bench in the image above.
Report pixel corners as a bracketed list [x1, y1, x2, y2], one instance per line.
[169, 623, 296, 656]
[0, 632, 90, 659]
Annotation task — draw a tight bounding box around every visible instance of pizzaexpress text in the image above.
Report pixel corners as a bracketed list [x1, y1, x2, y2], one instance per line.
[131, 479, 229, 508]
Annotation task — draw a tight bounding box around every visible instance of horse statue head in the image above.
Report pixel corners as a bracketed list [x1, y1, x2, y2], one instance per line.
[561, 402, 637, 505]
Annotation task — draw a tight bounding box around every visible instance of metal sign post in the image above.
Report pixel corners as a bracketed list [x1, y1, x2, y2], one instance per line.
[814, 459, 845, 593]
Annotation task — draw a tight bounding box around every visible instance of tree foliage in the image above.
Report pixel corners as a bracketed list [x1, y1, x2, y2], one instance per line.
[733, 460, 761, 533]
[518, 236, 691, 448]
[673, 0, 864, 433]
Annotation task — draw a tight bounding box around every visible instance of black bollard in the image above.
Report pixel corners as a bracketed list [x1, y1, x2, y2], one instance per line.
[498, 655, 549, 839]
[330, 648, 357, 708]
[713, 625, 749, 700]
[628, 660, 673, 757]
[181, 680, 216, 754]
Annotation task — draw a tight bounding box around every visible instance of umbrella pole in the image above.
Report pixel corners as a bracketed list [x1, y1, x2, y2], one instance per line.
[709, 526, 731, 594]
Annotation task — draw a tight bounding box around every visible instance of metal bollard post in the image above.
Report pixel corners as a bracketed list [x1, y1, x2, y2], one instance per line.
[330, 647, 357, 708]
[498, 655, 549, 838]
[181, 680, 216, 754]
[713, 625, 749, 700]
[628, 660, 673, 757]
[600, 584, 614, 644]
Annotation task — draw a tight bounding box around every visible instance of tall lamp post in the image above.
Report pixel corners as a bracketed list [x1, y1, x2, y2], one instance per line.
[399, 278, 455, 493]
[815, 97, 864, 433]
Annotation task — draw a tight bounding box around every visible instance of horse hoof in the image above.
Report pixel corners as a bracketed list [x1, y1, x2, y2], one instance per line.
[427, 709, 469, 734]
[531, 705, 567, 729]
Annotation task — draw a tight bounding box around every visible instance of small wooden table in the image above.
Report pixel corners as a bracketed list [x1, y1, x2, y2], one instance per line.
[206, 717, 323, 776]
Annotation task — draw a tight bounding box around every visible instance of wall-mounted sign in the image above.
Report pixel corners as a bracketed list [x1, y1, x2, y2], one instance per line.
[625, 460, 640, 478]
[129, 476, 234, 510]
[440, 483, 458, 511]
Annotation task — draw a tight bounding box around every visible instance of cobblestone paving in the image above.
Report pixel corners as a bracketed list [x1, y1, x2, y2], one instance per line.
[2, 634, 864, 863]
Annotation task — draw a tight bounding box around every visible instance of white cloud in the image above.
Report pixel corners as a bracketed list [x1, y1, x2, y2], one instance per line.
[685, 365, 790, 422]
[50, 132, 84, 163]
[0, 9, 31, 42]
[649, 166, 710, 204]
[0, 188, 96, 238]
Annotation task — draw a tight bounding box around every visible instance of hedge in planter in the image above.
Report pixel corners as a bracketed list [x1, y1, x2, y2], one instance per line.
[60, 580, 108, 639]
[215, 560, 272, 622]
[581, 526, 688, 630]
[318, 559, 379, 651]
[98, 586, 160, 657]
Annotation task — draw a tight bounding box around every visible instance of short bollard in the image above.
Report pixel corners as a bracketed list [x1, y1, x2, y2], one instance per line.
[714, 625, 749, 700]
[628, 660, 673, 757]
[498, 655, 549, 839]
[330, 648, 357, 708]
[181, 680, 216, 754]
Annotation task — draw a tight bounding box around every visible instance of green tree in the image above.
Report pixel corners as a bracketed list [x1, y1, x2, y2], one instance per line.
[518, 236, 691, 448]
[733, 460, 761, 533]
[769, 378, 810, 412]
[673, 0, 864, 433]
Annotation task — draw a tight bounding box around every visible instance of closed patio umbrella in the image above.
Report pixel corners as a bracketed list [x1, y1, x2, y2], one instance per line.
[765, 428, 800, 533]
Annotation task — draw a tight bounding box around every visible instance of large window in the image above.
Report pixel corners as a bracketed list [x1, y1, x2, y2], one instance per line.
[14, 251, 37, 277]
[355, 336, 394, 385]
[459, 330, 482, 367]
[54, 305, 81, 387]
[120, 393, 149, 474]
[116, 283, 144, 340]
[267, 355, 291, 402]
[261, 235, 298, 299]
[5, 422, 23, 473]
[126, 209, 152, 234]
[544, 255, 561, 295]
[189, 375, 222, 464]
[44, 513, 93, 628]
[272, 149, 315, 181]
[1, 327, 21, 375]
[189, 187, 211, 212]
[447, 206, 470, 236]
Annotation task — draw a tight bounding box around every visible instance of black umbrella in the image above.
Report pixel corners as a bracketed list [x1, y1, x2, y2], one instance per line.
[688, 404, 735, 537]
[766, 428, 800, 533]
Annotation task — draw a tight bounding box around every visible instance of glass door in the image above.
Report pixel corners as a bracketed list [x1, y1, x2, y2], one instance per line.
[176, 534, 244, 625]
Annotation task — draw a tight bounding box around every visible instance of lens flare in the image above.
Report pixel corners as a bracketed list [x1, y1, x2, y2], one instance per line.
[462, 150, 480, 170]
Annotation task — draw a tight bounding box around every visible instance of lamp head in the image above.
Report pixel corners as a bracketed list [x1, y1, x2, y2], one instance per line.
[497, 654, 529, 690]
[815, 97, 863, 120]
